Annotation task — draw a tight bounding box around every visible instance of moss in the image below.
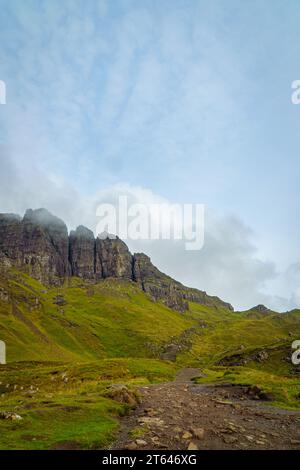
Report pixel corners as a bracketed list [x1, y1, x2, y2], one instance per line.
[0, 358, 176, 449]
[0, 268, 300, 448]
[195, 366, 300, 411]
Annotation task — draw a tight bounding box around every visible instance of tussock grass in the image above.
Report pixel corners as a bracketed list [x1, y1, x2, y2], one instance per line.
[0, 268, 300, 448]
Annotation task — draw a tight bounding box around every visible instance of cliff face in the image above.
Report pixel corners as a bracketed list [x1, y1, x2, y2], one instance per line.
[0, 213, 23, 264]
[23, 209, 70, 282]
[133, 253, 189, 312]
[0, 208, 233, 312]
[133, 253, 233, 312]
[95, 237, 132, 280]
[0, 209, 69, 284]
[69, 226, 95, 279]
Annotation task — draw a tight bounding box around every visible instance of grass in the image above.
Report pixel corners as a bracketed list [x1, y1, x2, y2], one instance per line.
[0, 395, 122, 450]
[0, 272, 195, 362]
[129, 426, 148, 439]
[0, 358, 176, 449]
[0, 268, 300, 448]
[194, 366, 300, 411]
[176, 302, 300, 367]
[1, 270, 299, 366]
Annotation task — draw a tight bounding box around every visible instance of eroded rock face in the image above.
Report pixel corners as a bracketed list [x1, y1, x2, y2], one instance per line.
[0, 213, 23, 264]
[246, 304, 273, 318]
[133, 253, 233, 312]
[0, 209, 70, 284]
[0, 208, 234, 312]
[181, 288, 233, 311]
[133, 253, 189, 312]
[22, 209, 70, 283]
[69, 226, 95, 279]
[250, 304, 271, 313]
[95, 236, 132, 280]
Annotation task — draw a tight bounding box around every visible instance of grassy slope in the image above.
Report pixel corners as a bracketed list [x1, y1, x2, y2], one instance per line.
[0, 268, 300, 448]
[176, 303, 300, 366]
[0, 271, 195, 362]
[195, 366, 300, 411]
[0, 359, 176, 449]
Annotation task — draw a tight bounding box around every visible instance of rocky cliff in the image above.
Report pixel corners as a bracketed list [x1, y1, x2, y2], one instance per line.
[0, 209, 69, 284]
[95, 236, 132, 280]
[133, 253, 233, 312]
[0, 208, 233, 312]
[69, 225, 95, 279]
[133, 253, 189, 312]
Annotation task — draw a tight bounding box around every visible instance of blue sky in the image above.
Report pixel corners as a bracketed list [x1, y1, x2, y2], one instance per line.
[0, 0, 299, 310]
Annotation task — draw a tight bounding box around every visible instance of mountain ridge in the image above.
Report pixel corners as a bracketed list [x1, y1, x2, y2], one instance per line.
[0, 208, 233, 312]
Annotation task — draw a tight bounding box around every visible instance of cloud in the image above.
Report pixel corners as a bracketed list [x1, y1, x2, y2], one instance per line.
[0, 0, 250, 191]
[0, 1, 299, 312]
[285, 263, 300, 310]
[0, 140, 298, 312]
[90, 184, 283, 311]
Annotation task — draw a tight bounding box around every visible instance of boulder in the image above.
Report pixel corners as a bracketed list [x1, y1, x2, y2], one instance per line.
[104, 384, 140, 407]
[191, 427, 205, 439]
[0, 411, 22, 420]
[187, 441, 199, 450]
[246, 385, 274, 401]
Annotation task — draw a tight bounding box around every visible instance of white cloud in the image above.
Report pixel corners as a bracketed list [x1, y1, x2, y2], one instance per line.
[0, 140, 298, 313]
[90, 184, 283, 311]
[0, 2, 299, 313]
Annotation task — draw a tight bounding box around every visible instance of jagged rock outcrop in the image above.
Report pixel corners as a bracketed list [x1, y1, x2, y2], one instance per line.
[0, 208, 233, 312]
[69, 226, 95, 279]
[181, 287, 233, 310]
[250, 304, 271, 313]
[0, 213, 23, 264]
[0, 209, 70, 284]
[22, 209, 70, 282]
[133, 253, 188, 312]
[246, 304, 273, 318]
[133, 253, 233, 312]
[95, 236, 132, 280]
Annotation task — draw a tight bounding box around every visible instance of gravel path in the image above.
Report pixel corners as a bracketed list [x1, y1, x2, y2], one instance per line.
[111, 368, 300, 450]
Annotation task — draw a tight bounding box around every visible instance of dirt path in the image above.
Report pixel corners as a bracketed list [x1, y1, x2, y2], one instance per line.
[111, 368, 300, 450]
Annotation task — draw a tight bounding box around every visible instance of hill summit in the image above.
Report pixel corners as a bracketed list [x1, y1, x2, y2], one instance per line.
[0, 208, 232, 312]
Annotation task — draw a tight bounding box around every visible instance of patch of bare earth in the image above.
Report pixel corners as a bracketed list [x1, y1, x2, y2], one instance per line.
[51, 441, 82, 450]
[110, 368, 300, 450]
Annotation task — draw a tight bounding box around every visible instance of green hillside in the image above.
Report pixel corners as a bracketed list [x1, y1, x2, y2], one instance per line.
[0, 268, 299, 449]
[1, 268, 299, 365]
[0, 269, 197, 362]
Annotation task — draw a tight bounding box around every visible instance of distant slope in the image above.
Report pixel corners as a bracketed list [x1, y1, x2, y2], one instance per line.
[0, 268, 299, 365]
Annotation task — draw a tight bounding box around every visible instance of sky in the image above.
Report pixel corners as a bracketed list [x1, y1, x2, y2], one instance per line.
[0, 0, 299, 311]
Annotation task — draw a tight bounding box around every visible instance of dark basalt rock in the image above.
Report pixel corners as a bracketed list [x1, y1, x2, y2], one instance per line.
[133, 253, 233, 312]
[95, 236, 132, 280]
[246, 304, 273, 318]
[0, 208, 234, 313]
[250, 304, 271, 313]
[0, 213, 23, 264]
[69, 226, 95, 279]
[22, 209, 70, 283]
[133, 253, 188, 312]
[0, 209, 70, 284]
[181, 287, 233, 311]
